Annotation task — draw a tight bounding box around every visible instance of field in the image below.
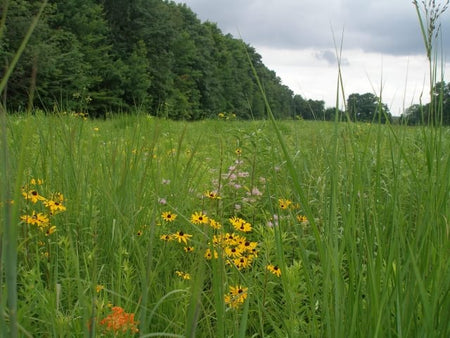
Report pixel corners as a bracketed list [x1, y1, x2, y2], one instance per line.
[1, 113, 449, 337]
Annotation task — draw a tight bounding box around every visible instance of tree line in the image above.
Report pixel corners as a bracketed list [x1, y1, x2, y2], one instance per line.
[399, 81, 450, 125]
[1, 0, 448, 124]
[1, 0, 296, 119]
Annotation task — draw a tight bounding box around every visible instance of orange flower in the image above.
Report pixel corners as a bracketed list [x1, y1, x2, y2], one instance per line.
[99, 306, 139, 334]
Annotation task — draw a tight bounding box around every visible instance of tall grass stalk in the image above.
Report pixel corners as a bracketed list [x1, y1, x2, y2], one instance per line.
[1, 2, 48, 336]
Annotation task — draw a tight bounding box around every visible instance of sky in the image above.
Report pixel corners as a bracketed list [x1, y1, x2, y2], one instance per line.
[174, 0, 450, 116]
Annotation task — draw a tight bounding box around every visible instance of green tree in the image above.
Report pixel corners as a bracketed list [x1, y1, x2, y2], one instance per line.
[401, 104, 423, 125]
[293, 95, 324, 120]
[0, 0, 57, 111]
[2, 0, 301, 119]
[51, 0, 118, 114]
[347, 92, 391, 123]
[323, 107, 344, 121]
[122, 40, 152, 110]
[433, 81, 450, 125]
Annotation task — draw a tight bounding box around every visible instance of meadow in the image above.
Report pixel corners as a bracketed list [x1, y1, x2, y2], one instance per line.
[1, 113, 449, 337]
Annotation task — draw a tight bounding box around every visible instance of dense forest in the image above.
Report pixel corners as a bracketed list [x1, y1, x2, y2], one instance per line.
[1, 0, 298, 119]
[1, 0, 448, 123]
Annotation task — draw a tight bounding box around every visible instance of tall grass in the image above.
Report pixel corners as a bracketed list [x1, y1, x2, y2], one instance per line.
[246, 2, 450, 337]
[1, 2, 48, 337]
[1, 112, 448, 336]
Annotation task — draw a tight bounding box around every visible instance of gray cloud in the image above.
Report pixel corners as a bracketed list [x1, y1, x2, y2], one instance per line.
[315, 50, 350, 66]
[176, 0, 450, 56]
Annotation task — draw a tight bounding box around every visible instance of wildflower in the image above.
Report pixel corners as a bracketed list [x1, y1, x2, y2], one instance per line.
[160, 234, 173, 241]
[208, 218, 222, 229]
[136, 230, 143, 236]
[158, 197, 167, 205]
[30, 178, 44, 185]
[44, 199, 66, 214]
[267, 264, 282, 277]
[22, 189, 46, 204]
[237, 171, 249, 178]
[233, 256, 251, 270]
[204, 190, 221, 199]
[278, 198, 292, 210]
[20, 211, 50, 228]
[183, 246, 195, 253]
[249, 187, 263, 196]
[249, 248, 259, 258]
[96, 285, 105, 293]
[175, 271, 191, 280]
[225, 245, 243, 258]
[161, 211, 177, 222]
[173, 231, 192, 245]
[224, 285, 248, 309]
[224, 232, 238, 244]
[54, 192, 64, 203]
[93, 127, 99, 132]
[235, 148, 242, 156]
[267, 214, 279, 227]
[191, 211, 209, 225]
[204, 248, 218, 260]
[229, 217, 252, 232]
[296, 214, 308, 223]
[212, 234, 224, 246]
[238, 221, 251, 232]
[45, 226, 57, 236]
[239, 240, 258, 253]
[99, 306, 139, 334]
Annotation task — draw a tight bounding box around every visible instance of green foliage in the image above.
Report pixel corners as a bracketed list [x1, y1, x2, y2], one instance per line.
[293, 95, 326, 120]
[347, 92, 392, 123]
[401, 81, 450, 125]
[1, 0, 297, 119]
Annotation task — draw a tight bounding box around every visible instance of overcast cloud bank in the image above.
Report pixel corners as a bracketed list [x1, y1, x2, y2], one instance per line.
[175, 0, 449, 114]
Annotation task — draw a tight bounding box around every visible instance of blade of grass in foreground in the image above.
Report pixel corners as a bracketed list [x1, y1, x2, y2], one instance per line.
[0, 2, 48, 336]
[184, 257, 205, 337]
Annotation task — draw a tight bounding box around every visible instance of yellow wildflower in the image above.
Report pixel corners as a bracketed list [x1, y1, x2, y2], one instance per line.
[173, 231, 192, 245]
[267, 264, 282, 277]
[278, 198, 292, 210]
[224, 285, 248, 309]
[22, 190, 46, 204]
[161, 211, 177, 222]
[191, 211, 209, 224]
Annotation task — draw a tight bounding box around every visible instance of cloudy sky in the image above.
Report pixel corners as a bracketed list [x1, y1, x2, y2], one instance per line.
[174, 0, 450, 115]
